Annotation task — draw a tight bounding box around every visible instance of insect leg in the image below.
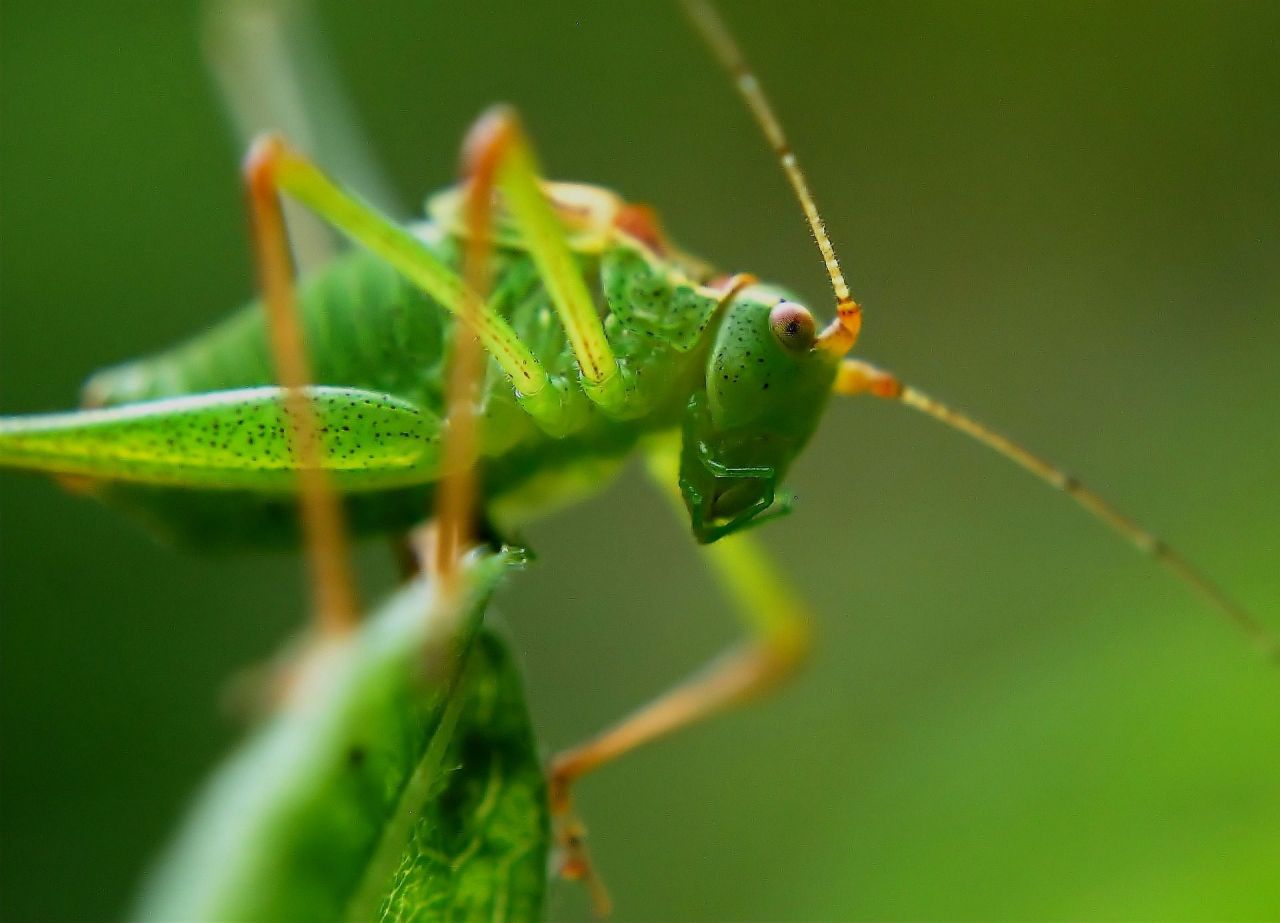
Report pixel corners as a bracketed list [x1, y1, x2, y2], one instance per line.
[240, 135, 573, 432]
[243, 141, 360, 636]
[545, 436, 812, 912]
[428, 121, 500, 596]
[834, 358, 1280, 661]
[458, 107, 634, 418]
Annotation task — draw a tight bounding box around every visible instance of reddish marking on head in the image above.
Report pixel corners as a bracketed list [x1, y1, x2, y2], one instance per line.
[614, 203, 668, 255]
[706, 272, 758, 300]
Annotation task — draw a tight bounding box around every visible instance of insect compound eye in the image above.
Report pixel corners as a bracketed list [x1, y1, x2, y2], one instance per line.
[768, 301, 816, 352]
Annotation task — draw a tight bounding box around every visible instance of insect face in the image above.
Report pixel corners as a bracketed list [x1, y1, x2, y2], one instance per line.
[679, 285, 839, 543]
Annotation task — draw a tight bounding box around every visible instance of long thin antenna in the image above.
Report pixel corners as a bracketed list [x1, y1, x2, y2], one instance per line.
[679, 0, 862, 355]
[835, 360, 1280, 662]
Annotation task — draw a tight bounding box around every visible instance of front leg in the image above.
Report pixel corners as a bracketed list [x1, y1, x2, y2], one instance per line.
[458, 106, 637, 417]
[547, 436, 813, 915]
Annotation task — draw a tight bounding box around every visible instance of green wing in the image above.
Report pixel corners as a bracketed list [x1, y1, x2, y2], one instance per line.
[0, 386, 441, 491]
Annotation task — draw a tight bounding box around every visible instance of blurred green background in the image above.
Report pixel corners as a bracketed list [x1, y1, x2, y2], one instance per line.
[2, 2, 1278, 920]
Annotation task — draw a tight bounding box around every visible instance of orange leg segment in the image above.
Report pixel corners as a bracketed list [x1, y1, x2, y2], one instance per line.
[243, 137, 360, 636]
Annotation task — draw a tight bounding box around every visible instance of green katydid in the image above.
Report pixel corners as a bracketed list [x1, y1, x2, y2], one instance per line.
[0, 0, 1275, 916]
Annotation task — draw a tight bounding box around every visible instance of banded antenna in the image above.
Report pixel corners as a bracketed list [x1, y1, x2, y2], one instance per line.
[681, 2, 1278, 661]
[679, 0, 863, 355]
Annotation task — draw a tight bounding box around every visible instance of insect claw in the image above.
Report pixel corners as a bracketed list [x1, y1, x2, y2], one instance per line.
[551, 809, 613, 917]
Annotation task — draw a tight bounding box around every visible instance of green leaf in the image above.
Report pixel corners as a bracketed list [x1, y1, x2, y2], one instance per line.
[133, 549, 548, 923]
